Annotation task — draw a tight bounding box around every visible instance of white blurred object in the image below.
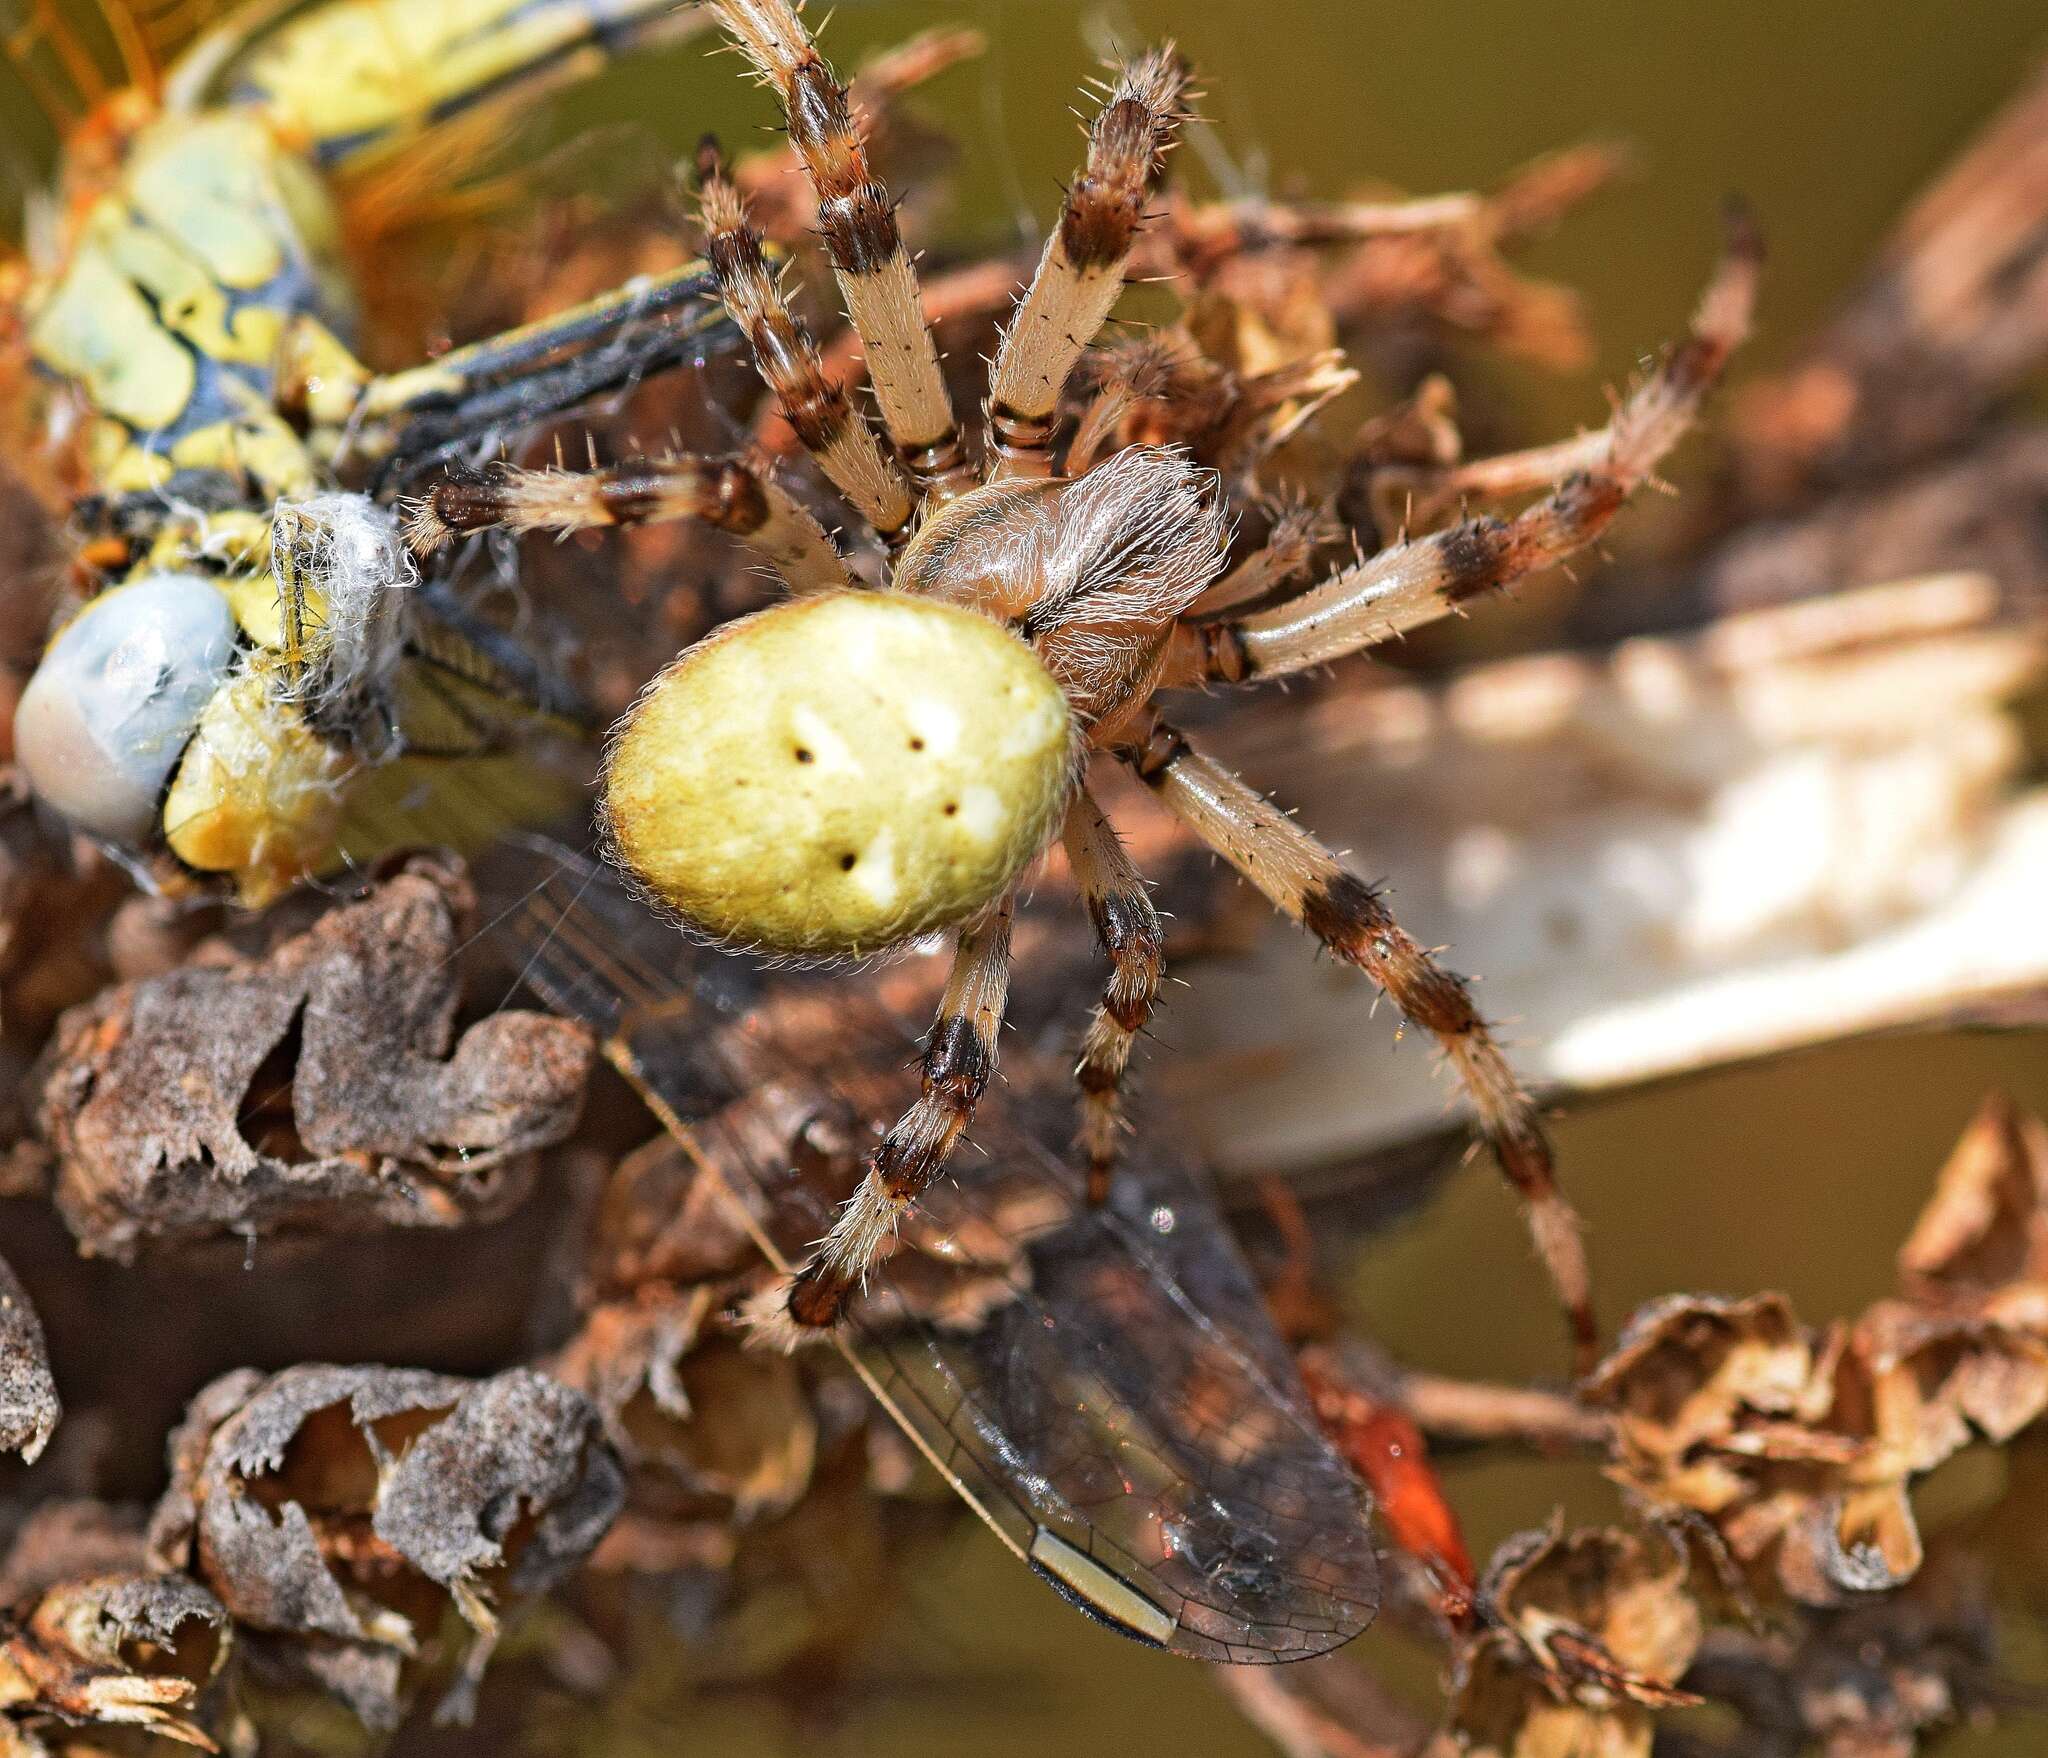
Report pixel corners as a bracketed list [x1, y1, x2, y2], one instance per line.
[1171, 573, 2048, 1172]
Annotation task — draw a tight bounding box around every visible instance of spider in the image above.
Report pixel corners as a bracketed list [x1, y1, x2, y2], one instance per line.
[408, 0, 1759, 1372]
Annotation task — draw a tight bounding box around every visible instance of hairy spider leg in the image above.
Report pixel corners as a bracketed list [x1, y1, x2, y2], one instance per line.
[1158, 220, 1760, 688]
[404, 453, 849, 596]
[985, 48, 1189, 482]
[1061, 786, 1167, 1204]
[712, 0, 974, 500]
[1120, 712, 1598, 1374]
[696, 149, 917, 546]
[788, 892, 1017, 1328]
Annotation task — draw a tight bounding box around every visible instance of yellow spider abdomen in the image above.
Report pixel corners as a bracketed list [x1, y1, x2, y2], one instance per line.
[604, 591, 1073, 957]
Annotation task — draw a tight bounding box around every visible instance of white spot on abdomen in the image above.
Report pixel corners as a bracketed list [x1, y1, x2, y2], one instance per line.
[902, 695, 963, 756]
[850, 825, 899, 908]
[954, 784, 1006, 847]
[788, 704, 858, 774]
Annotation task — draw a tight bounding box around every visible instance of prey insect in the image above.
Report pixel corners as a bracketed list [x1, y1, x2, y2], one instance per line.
[411, 0, 1761, 1371]
[484, 836, 1382, 1663]
[4, 0, 744, 902]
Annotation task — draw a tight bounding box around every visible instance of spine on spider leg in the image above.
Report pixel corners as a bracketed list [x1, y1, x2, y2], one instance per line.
[786, 897, 1016, 1331]
[985, 47, 1191, 483]
[401, 455, 844, 593]
[695, 146, 916, 547]
[1167, 215, 1763, 686]
[711, 0, 974, 500]
[1121, 715, 1599, 1374]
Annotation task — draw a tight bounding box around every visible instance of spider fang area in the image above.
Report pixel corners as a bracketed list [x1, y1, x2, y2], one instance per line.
[603, 592, 1073, 957]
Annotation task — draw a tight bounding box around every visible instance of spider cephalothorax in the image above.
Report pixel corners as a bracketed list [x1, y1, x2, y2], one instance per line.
[409, 0, 1759, 1368]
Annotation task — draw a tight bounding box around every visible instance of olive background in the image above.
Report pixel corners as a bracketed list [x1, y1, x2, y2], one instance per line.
[8, 2, 2048, 1753]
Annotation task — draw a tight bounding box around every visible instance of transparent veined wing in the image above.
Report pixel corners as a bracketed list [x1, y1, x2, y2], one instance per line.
[474, 834, 1380, 1664]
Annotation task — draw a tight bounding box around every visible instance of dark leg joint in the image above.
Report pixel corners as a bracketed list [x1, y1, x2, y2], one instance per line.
[900, 430, 969, 482]
[706, 460, 770, 534]
[921, 1014, 994, 1103]
[1549, 471, 1627, 535]
[1088, 892, 1161, 962]
[1298, 870, 1391, 951]
[419, 464, 507, 537]
[787, 1263, 849, 1329]
[873, 1138, 944, 1201]
[1436, 516, 1511, 604]
[1492, 1128, 1553, 1198]
[786, 64, 858, 187]
[1102, 992, 1152, 1033]
[1059, 170, 1140, 268]
[819, 188, 899, 277]
[1123, 719, 1190, 785]
[989, 403, 1056, 456]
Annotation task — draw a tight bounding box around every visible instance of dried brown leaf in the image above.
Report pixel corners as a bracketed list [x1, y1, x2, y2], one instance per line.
[145, 1363, 621, 1732]
[33, 863, 592, 1260]
[551, 1290, 817, 1523]
[0, 1254, 56, 1465]
[1448, 1521, 1701, 1758]
[1857, 1298, 2048, 1469]
[0, 1506, 150, 1610]
[0, 1570, 228, 1753]
[1581, 1098, 2048, 1612]
[1583, 1292, 1820, 1465]
[1898, 1091, 2048, 1295]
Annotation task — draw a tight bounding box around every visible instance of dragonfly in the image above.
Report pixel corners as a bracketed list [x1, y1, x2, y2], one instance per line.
[3, 0, 744, 904]
[477, 835, 1382, 1664]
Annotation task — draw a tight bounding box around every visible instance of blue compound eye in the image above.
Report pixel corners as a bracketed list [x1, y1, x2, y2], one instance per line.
[14, 571, 240, 846]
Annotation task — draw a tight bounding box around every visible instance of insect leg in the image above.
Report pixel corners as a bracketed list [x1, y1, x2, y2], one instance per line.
[337, 262, 738, 485]
[985, 48, 1189, 482]
[1060, 787, 1164, 1205]
[1120, 712, 1599, 1376]
[405, 453, 850, 595]
[1154, 218, 1759, 688]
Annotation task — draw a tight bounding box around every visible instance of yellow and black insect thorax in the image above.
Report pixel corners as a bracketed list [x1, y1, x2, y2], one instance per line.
[26, 105, 353, 503]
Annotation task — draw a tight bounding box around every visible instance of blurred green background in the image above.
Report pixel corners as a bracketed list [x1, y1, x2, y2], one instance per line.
[559, 0, 2046, 430]
[7, 2, 2048, 1753]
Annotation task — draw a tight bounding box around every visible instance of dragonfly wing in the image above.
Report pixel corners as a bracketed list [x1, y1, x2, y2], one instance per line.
[474, 835, 1380, 1663]
[878, 1141, 1383, 1661]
